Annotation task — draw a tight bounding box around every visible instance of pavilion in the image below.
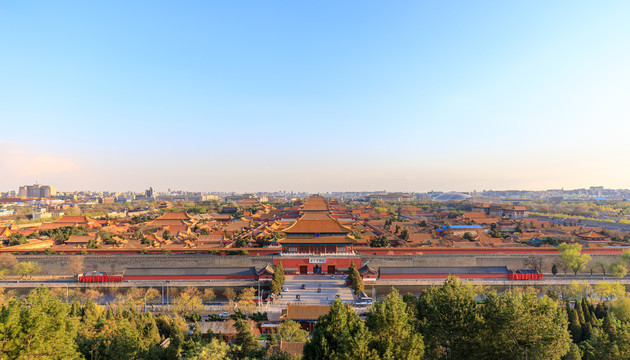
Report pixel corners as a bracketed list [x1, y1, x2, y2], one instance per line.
[276, 196, 360, 275]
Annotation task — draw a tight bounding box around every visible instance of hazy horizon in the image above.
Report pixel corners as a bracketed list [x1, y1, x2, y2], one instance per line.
[2, 1, 629, 193]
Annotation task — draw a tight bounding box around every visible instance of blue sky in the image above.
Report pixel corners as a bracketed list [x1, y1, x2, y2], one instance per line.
[1, 1, 629, 193]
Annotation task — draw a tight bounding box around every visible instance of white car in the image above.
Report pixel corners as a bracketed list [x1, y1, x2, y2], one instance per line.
[218, 312, 230, 317]
[282, 286, 289, 292]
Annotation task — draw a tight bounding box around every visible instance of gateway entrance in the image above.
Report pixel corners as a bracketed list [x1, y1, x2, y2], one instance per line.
[299, 265, 308, 274]
[327, 265, 336, 274]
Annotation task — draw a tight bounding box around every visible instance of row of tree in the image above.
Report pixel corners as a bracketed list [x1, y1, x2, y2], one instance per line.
[4, 277, 630, 359]
[304, 278, 573, 360]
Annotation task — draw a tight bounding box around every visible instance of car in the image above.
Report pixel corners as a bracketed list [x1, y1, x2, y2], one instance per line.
[218, 312, 230, 317]
[358, 312, 368, 317]
[300, 284, 306, 289]
[330, 275, 335, 279]
[282, 286, 289, 292]
[335, 294, 340, 299]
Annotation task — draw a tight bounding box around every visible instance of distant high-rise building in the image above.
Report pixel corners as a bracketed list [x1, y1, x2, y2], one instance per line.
[145, 187, 155, 199]
[18, 184, 57, 198]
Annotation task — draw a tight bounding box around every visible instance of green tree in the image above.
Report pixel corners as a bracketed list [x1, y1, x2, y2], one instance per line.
[271, 262, 285, 295]
[303, 298, 378, 360]
[564, 343, 582, 360]
[552, 264, 558, 276]
[610, 261, 628, 278]
[182, 338, 230, 360]
[13, 261, 41, 279]
[480, 290, 571, 359]
[366, 288, 424, 360]
[567, 307, 582, 343]
[348, 261, 364, 296]
[611, 297, 630, 322]
[8, 233, 28, 246]
[232, 318, 261, 359]
[559, 243, 591, 275]
[276, 319, 308, 342]
[417, 276, 482, 360]
[0, 288, 82, 359]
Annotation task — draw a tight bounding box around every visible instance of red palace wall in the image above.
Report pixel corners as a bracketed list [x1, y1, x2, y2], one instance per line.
[273, 257, 361, 275]
[379, 273, 509, 280]
[123, 275, 257, 280]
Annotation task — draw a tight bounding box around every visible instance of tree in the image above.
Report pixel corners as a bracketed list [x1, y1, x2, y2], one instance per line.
[556, 261, 570, 276]
[366, 288, 424, 359]
[400, 229, 409, 240]
[172, 292, 204, 319]
[370, 235, 389, 247]
[66, 256, 84, 277]
[463, 232, 474, 241]
[552, 264, 558, 276]
[276, 319, 308, 342]
[202, 288, 216, 303]
[182, 286, 202, 298]
[559, 243, 591, 275]
[416, 276, 482, 360]
[13, 261, 41, 279]
[0, 253, 18, 270]
[8, 233, 28, 246]
[524, 255, 543, 273]
[303, 298, 378, 360]
[145, 287, 160, 305]
[564, 343, 582, 360]
[611, 297, 630, 322]
[348, 261, 364, 296]
[182, 338, 230, 360]
[568, 307, 583, 343]
[232, 318, 261, 359]
[595, 259, 609, 276]
[237, 287, 258, 314]
[0, 288, 82, 359]
[272, 262, 285, 295]
[480, 290, 571, 360]
[610, 261, 628, 278]
[224, 288, 237, 310]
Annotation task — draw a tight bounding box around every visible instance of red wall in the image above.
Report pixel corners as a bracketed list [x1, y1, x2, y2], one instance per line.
[123, 274, 256, 280]
[379, 273, 509, 279]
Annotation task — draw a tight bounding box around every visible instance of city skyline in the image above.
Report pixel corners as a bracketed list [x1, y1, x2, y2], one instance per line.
[2, 1, 630, 193]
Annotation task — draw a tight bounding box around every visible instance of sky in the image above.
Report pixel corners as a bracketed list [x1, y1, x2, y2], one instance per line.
[1, 1, 630, 193]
